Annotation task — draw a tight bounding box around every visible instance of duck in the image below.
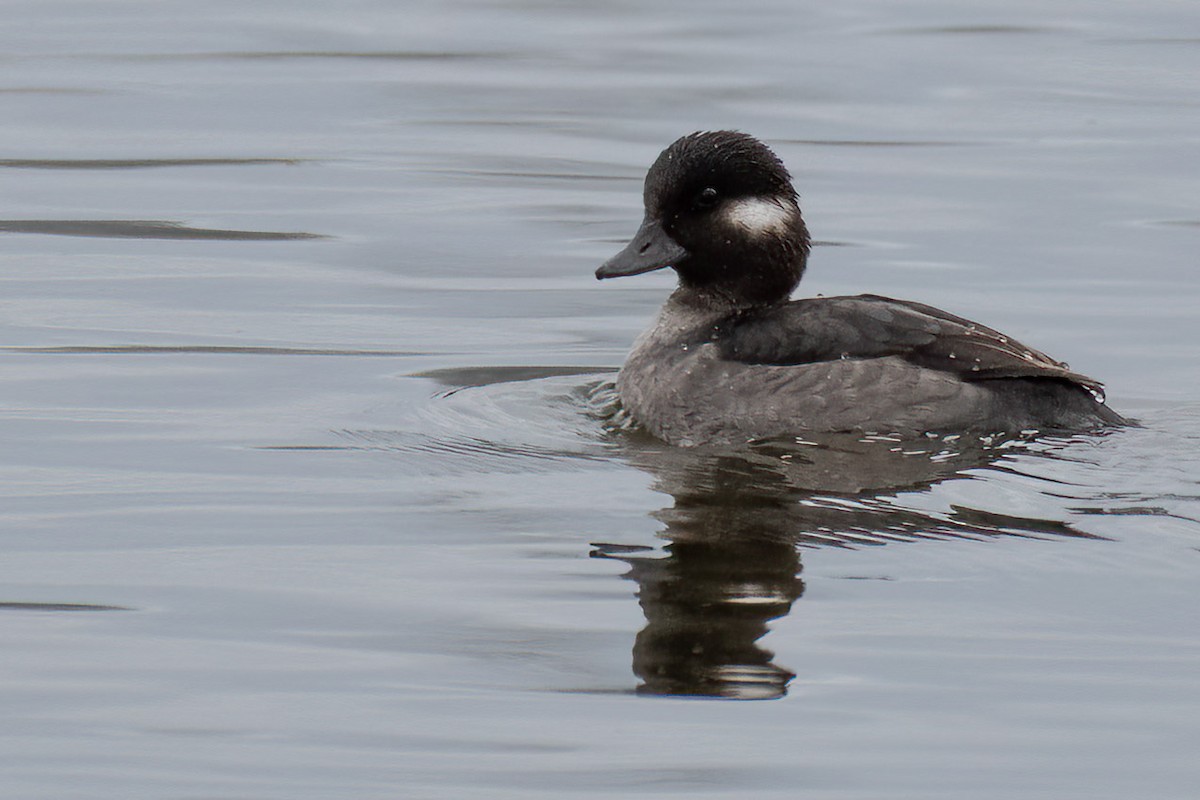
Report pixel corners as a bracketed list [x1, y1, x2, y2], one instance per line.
[595, 130, 1124, 447]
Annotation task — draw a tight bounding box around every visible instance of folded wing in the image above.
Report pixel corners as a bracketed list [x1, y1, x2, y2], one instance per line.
[716, 294, 1106, 398]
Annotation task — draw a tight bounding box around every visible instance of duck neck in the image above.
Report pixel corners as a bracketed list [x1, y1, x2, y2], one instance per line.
[674, 252, 808, 313]
[672, 217, 810, 312]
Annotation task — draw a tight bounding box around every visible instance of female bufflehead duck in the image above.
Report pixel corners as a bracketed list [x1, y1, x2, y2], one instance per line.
[596, 131, 1124, 447]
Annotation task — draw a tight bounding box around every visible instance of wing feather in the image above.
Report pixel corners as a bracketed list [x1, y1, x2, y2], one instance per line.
[716, 294, 1106, 397]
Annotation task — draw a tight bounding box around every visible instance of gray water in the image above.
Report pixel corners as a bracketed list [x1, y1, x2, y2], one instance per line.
[2, 2, 1199, 798]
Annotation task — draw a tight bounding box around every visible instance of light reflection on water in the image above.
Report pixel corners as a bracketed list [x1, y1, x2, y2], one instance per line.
[594, 429, 1110, 700]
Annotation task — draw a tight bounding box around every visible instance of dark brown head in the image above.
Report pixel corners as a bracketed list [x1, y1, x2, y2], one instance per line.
[597, 131, 811, 308]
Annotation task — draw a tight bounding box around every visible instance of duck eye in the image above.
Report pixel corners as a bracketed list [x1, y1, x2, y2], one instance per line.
[696, 187, 719, 208]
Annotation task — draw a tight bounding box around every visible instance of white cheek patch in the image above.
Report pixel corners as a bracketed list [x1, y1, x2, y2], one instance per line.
[723, 196, 794, 236]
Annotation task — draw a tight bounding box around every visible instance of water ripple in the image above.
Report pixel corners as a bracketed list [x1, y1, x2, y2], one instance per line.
[0, 220, 326, 240]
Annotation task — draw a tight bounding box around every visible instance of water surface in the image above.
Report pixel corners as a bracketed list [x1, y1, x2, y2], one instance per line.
[1, 1, 1198, 798]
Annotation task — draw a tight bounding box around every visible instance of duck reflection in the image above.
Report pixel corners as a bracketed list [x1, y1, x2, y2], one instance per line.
[593, 432, 1101, 700]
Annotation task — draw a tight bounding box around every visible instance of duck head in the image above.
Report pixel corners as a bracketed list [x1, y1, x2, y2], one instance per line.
[597, 131, 811, 308]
